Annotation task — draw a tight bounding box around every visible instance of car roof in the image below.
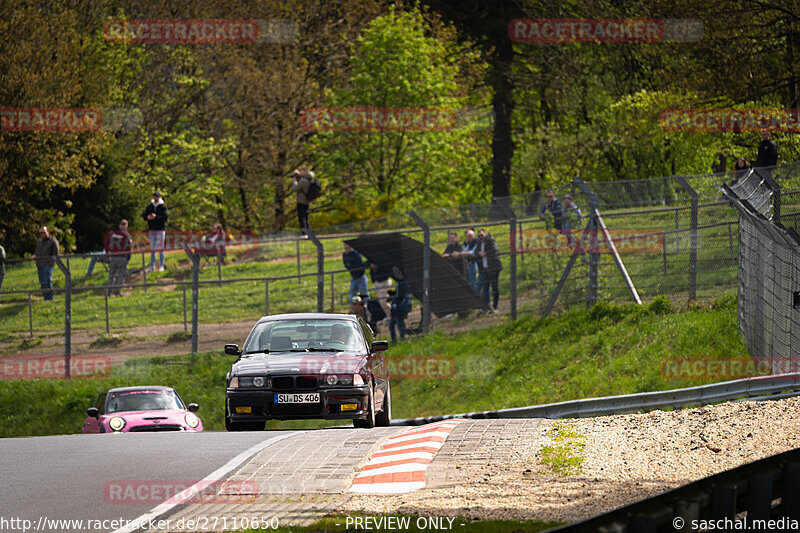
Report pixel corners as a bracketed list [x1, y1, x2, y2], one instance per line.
[255, 313, 359, 325]
[106, 386, 176, 393]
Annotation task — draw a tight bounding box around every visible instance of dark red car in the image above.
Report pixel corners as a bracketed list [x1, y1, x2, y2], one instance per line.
[224, 313, 390, 431]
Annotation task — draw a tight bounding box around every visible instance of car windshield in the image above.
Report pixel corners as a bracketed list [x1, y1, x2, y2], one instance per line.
[243, 319, 364, 354]
[105, 390, 185, 414]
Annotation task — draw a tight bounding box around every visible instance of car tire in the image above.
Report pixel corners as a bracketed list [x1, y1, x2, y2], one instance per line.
[225, 411, 264, 432]
[375, 382, 391, 427]
[353, 383, 376, 429]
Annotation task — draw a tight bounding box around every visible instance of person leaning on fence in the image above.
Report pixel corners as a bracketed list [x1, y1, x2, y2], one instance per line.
[733, 157, 750, 181]
[477, 228, 502, 314]
[540, 189, 564, 230]
[388, 265, 412, 342]
[343, 243, 369, 310]
[369, 262, 392, 321]
[142, 191, 168, 272]
[441, 232, 465, 276]
[104, 219, 132, 296]
[291, 167, 313, 232]
[460, 228, 480, 292]
[32, 226, 59, 301]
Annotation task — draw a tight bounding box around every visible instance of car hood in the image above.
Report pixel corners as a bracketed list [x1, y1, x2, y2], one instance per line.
[233, 352, 367, 375]
[100, 409, 190, 425]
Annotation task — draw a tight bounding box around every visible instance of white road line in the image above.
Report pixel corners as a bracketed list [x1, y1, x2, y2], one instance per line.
[350, 481, 426, 494]
[111, 432, 299, 533]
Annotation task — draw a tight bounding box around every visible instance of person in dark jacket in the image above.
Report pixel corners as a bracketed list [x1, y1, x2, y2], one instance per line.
[477, 228, 502, 313]
[32, 226, 59, 301]
[539, 189, 564, 230]
[343, 243, 369, 309]
[459, 228, 480, 292]
[441, 232, 465, 276]
[370, 262, 392, 320]
[291, 167, 313, 231]
[755, 129, 778, 175]
[388, 266, 412, 342]
[104, 219, 132, 296]
[142, 191, 168, 272]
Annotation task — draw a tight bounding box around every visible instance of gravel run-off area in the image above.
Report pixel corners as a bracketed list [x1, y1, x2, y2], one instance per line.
[342, 396, 800, 524]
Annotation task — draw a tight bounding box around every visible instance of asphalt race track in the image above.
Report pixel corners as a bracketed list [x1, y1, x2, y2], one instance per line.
[0, 431, 296, 533]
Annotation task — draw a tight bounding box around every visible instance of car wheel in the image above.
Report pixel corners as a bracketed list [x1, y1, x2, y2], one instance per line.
[353, 382, 376, 429]
[375, 382, 391, 427]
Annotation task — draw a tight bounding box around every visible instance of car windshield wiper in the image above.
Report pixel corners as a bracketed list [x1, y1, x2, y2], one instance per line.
[242, 349, 269, 355]
[288, 347, 343, 352]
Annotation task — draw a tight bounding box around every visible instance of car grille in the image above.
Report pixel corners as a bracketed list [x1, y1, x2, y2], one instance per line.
[272, 375, 318, 390]
[129, 424, 183, 432]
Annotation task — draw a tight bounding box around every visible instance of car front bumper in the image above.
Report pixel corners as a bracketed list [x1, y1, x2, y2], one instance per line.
[226, 386, 370, 421]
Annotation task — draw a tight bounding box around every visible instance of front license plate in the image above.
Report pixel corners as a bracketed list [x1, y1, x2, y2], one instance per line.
[274, 393, 320, 404]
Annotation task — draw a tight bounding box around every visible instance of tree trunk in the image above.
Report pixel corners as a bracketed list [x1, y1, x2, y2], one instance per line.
[490, 35, 514, 200]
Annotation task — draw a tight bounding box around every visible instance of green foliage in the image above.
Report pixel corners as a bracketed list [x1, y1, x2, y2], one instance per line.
[540, 423, 586, 476]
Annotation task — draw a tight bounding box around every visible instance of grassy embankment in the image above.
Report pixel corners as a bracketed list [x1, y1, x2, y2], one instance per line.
[0, 294, 748, 438]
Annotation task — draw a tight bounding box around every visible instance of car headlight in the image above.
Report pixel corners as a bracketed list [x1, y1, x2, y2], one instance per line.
[353, 374, 365, 386]
[184, 412, 200, 428]
[230, 376, 269, 388]
[109, 417, 126, 431]
[326, 374, 338, 386]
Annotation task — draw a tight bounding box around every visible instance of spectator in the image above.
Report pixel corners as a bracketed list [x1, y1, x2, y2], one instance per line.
[539, 189, 564, 230]
[0, 242, 5, 297]
[460, 228, 480, 292]
[291, 167, 313, 232]
[477, 228, 502, 314]
[562, 194, 583, 245]
[343, 243, 369, 309]
[733, 157, 750, 181]
[350, 295, 368, 325]
[755, 129, 778, 175]
[202, 223, 227, 264]
[104, 219, 132, 296]
[142, 191, 168, 272]
[370, 262, 392, 320]
[32, 226, 59, 301]
[388, 266, 412, 342]
[441, 232, 464, 276]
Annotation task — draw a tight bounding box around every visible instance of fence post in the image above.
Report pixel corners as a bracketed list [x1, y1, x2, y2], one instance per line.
[55, 257, 71, 378]
[675, 176, 698, 300]
[303, 229, 325, 312]
[296, 238, 301, 285]
[493, 199, 517, 320]
[182, 283, 187, 331]
[265, 279, 270, 316]
[330, 273, 335, 313]
[407, 211, 431, 333]
[572, 179, 600, 307]
[28, 291, 33, 338]
[141, 252, 147, 291]
[182, 245, 199, 354]
[104, 291, 110, 335]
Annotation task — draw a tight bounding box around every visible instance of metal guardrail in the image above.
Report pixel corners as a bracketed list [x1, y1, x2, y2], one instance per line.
[392, 373, 800, 425]
[548, 445, 800, 532]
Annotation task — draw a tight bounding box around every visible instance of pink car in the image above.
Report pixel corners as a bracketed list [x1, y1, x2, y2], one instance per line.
[82, 386, 203, 433]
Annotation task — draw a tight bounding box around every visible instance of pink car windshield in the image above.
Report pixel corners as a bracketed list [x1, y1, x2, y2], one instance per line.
[106, 390, 184, 414]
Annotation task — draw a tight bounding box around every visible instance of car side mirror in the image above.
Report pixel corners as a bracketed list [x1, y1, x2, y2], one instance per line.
[187, 403, 199, 413]
[224, 344, 240, 356]
[87, 407, 99, 418]
[371, 340, 388, 352]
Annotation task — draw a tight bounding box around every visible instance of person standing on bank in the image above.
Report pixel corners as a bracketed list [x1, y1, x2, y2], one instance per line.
[343, 243, 369, 309]
[105, 219, 132, 296]
[388, 266, 412, 342]
[477, 228, 502, 314]
[142, 191, 168, 272]
[292, 167, 313, 232]
[755, 128, 778, 177]
[32, 226, 59, 301]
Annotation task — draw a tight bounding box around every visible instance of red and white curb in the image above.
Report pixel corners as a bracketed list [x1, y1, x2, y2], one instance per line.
[350, 419, 466, 494]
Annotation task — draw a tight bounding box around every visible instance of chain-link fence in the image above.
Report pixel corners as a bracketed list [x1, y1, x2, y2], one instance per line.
[2, 161, 799, 378]
[721, 168, 800, 364]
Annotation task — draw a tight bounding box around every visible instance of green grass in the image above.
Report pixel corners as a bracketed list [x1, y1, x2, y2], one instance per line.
[0, 295, 748, 438]
[540, 423, 585, 476]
